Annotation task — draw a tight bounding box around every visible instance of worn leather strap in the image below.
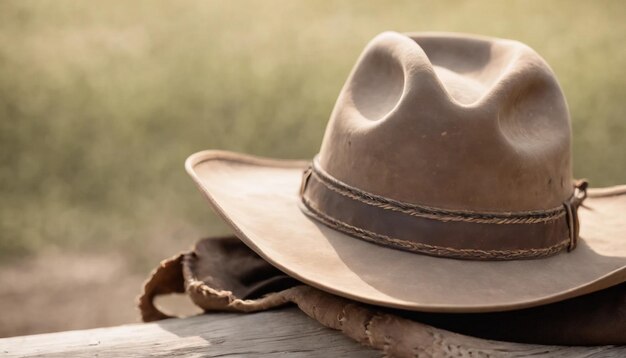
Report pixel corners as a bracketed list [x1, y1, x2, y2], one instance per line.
[563, 179, 588, 252]
[299, 159, 587, 260]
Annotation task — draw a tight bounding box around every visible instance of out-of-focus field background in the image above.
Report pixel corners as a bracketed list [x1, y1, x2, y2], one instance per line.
[1, 0, 625, 337]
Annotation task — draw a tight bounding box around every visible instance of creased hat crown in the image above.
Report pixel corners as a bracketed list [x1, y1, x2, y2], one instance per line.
[318, 31, 572, 212]
[299, 32, 585, 260]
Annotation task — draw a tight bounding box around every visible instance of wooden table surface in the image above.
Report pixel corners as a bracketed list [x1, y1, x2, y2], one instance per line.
[1, 307, 624, 357]
[0, 308, 378, 357]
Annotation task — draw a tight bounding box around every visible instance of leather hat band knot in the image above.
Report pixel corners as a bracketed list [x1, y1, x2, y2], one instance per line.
[563, 180, 588, 252]
[299, 158, 587, 261]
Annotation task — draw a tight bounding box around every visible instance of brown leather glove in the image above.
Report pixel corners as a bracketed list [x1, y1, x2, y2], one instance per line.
[139, 236, 625, 347]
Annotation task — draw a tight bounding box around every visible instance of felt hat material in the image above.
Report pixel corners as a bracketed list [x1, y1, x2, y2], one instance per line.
[186, 32, 626, 312]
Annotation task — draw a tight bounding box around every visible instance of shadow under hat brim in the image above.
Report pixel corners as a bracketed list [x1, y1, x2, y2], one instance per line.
[185, 150, 626, 313]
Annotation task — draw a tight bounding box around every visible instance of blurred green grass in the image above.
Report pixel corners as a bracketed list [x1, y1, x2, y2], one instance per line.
[1, 0, 625, 267]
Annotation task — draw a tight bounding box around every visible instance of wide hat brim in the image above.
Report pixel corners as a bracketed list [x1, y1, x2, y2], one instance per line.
[186, 150, 626, 313]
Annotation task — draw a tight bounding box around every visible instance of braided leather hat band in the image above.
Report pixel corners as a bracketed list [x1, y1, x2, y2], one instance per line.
[300, 158, 587, 260]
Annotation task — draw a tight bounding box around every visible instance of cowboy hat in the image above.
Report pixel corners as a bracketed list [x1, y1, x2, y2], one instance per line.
[186, 32, 626, 312]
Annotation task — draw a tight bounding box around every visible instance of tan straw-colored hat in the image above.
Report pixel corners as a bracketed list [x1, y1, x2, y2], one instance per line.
[186, 31, 626, 312]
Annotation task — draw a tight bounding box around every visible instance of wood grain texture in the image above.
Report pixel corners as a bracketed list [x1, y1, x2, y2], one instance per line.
[0, 308, 624, 357]
[0, 308, 378, 358]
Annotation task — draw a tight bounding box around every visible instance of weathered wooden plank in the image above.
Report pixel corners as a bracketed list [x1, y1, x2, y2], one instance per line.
[0, 308, 378, 357]
[0, 307, 624, 357]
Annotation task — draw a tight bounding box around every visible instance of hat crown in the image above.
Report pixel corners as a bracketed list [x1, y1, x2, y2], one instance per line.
[318, 31, 572, 212]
